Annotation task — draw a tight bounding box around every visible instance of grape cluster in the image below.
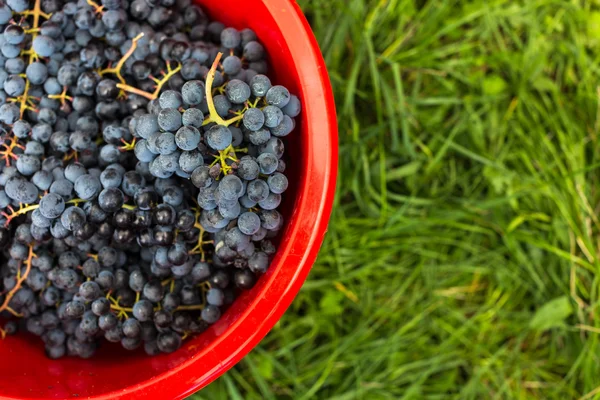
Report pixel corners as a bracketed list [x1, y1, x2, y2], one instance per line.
[0, 0, 299, 359]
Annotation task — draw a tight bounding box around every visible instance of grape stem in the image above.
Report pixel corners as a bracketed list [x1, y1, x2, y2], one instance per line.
[9, 0, 51, 119]
[99, 33, 144, 85]
[63, 149, 78, 162]
[117, 60, 181, 100]
[119, 137, 137, 152]
[0, 135, 25, 167]
[1, 203, 40, 227]
[0, 245, 36, 320]
[86, 0, 105, 14]
[205, 52, 245, 127]
[8, 79, 37, 118]
[189, 209, 214, 261]
[48, 86, 73, 108]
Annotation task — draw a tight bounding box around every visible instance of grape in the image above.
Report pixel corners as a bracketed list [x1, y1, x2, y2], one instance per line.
[248, 251, 269, 273]
[122, 318, 141, 338]
[5, 176, 38, 203]
[191, 166, 212, 188]
[57, 64, 78, 86]
[0, 4, 11, 24]
[33, 35, 57, 57]
[181, 80, 204, 105]
[38, 108, 57, 125]
[163, 186, 183, 206]
[46, 345, 66, 359]
[218, 175, 243, 201]
[249, 74, 271, 97]
[16, 155, 41, 176]
[91, 298, 110, 316]
[225, 79, 251, 104]
[75, 8, 95, 29]
[271, 115, 295, 137]
[159, 90, 183, 109]
[238, 212, 261, 235]
[175, 126, 200, 151]
[250, 61, 268, 74]
[263, 105, 284, 128]
[40, 21, 61, 38]
[178, 150, 203, 173]
[39, 193, 65, 219]
[249, 128, 271, 146]
[98, 313, 118, 331]
[155, 132, 177, 154]
[98, 187, 124, 212]
[212, 94, 231, 118]
[122, 171, 145, 197]
[135, 114, 159, 139]
[201, 305, 221, 324]
[157, 331, 181, 353]
[102, 10, 127, 31]
[79, 281, 101, 301]
[266, 85, 291, 108]
[100, 167, 123, 189]
[1, 42, 20, 58]
[225, 227, 250, 251]
[239, 195, 257, 209]
[259, 193, 281, 210]
[206, 125, 232, 150]
[32, 208, 51, 228]
[240, 28, 257, 46]
[282, 95, 301, 117]
[237, 158, 260, 180]
[222, 55, 242, 75]
[257, 153, 279, 175]
[260, 210, 282, 230]
[246, 179, 270, 203]
[243, 107, 265, 131]
[267, 172, 289, 194]
[220, 27, 241, 49]
[100, 144, 121, 163]
[65, 300, 85, 319]
[182, 108, 204, 128]
[143, 281, 164, 303]
[132, 299, 153, 321]
[259, 138, 285, 159]
[50, 179, 74, 199]
[74, 174, 101, 200]
[98, 247, 118, 268]
[243, 41, 265, 62]
[131, 60, 151, 81]
[153, 309, 172, 328]
[4, 25, 25, 45]
[4, 74, 25, 97]
[135, 189, 158, 210]
[5, 57, 25, 74]
[155, 152, 180, 173]
[157, 108, 182, 132]
[61, 206, 86, 231]
[7, 0, 29, 12]
[206, 288, 224, 306]
[234, 269, 256, 289]
[64, 164, 86, 183]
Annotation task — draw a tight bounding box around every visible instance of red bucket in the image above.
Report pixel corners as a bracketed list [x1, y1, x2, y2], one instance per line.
[0, 0, 338, 398]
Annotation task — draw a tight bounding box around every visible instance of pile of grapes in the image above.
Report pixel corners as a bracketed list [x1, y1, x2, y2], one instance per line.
[0, 0, 300, 358]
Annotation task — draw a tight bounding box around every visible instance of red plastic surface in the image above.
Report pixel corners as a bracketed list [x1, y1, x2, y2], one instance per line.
[0, 0, 337, 398]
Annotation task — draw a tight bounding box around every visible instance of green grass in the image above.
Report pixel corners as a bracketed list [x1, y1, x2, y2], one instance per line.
[192, 1, 600, 398]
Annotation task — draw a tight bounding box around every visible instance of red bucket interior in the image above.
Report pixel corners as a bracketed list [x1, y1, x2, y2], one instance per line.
[0, 0, 337, 399]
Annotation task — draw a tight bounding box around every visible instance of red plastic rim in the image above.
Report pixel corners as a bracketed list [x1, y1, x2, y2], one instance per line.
[0, 0, 337, 398]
